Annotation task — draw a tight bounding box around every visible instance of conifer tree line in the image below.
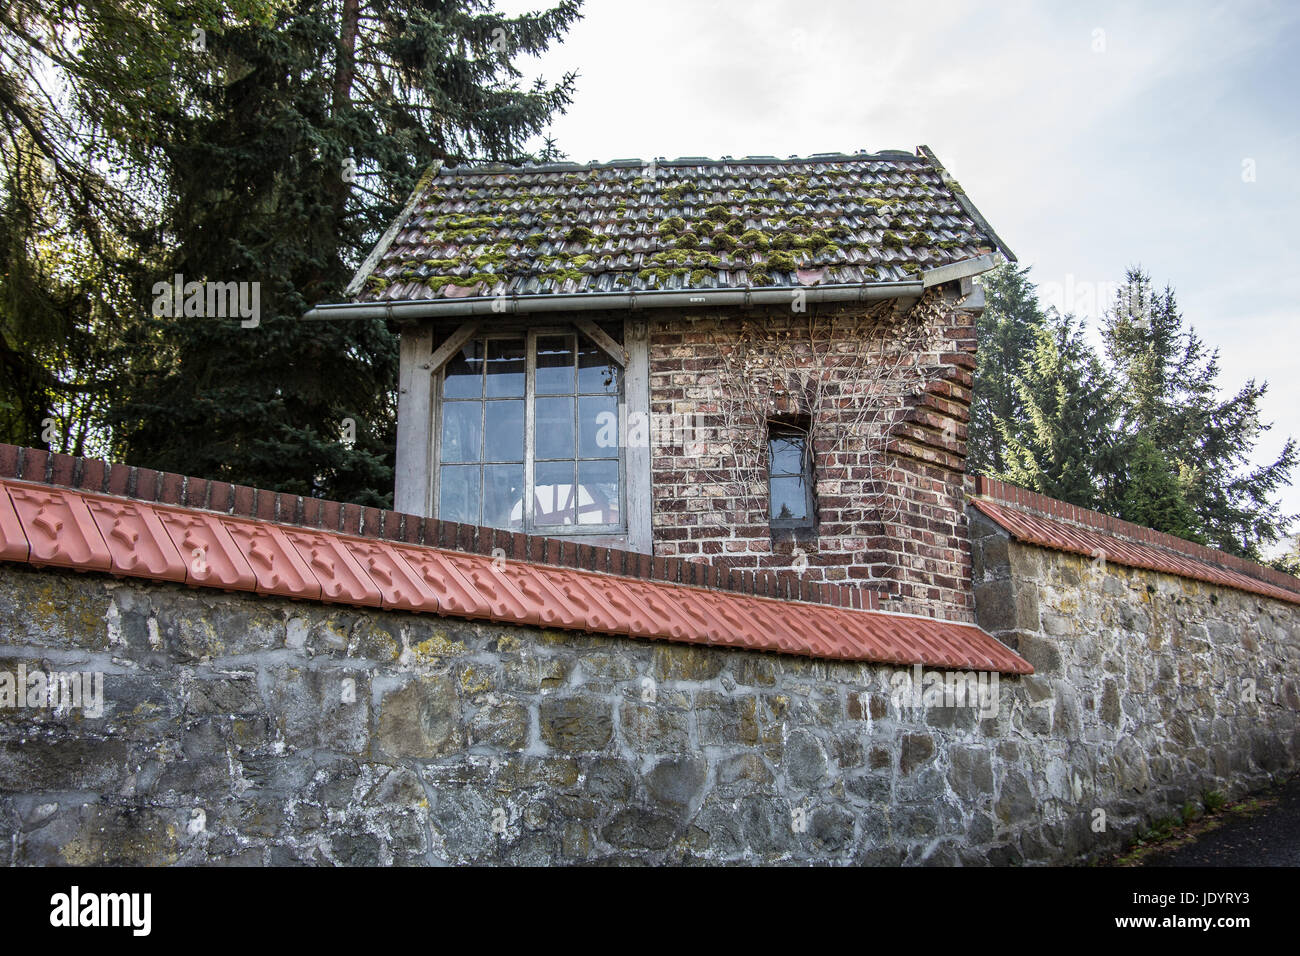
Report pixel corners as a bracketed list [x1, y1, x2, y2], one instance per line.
[1, 0, 582, 505]
[970, 264, 1297, 566]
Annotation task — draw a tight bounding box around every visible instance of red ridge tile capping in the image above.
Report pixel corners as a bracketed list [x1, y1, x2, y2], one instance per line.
[0, 443, 877, 613]
[0, 477, 1032, 674]
[971, 477, 1300, 607]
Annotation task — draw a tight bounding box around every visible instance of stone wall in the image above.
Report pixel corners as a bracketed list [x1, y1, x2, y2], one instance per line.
[648, 287, 978, 620]
[2, 516, 1295, 866]
[969, 509, 1300, 851]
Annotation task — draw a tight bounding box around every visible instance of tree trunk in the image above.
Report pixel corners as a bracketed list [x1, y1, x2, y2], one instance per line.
[331, 0, 361, 216]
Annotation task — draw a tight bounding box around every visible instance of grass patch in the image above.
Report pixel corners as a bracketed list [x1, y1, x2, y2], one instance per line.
[1102, 784, 1282, 866]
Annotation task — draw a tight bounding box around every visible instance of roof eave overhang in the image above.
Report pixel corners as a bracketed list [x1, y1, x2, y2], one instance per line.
[303, 279, 930, 321]
[303, 252, 1003, 321]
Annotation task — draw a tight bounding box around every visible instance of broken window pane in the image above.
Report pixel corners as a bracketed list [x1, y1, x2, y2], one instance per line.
[578, 340, 619, 394]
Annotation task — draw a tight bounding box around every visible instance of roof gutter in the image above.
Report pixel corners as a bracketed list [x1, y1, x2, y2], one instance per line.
[302, 280, 928, 321]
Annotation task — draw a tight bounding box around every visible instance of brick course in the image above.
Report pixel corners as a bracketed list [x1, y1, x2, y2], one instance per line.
[0, 442, 869, 610]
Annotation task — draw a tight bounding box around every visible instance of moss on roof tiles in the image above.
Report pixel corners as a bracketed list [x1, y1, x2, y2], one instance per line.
[354, 151, 1000, 300]
[766, 251, 798, 272]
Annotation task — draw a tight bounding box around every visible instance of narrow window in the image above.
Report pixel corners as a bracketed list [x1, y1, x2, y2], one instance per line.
[767, 423, 814, 530]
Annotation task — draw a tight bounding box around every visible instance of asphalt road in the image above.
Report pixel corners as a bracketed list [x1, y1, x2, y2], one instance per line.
[1139, 774, 1300, 866]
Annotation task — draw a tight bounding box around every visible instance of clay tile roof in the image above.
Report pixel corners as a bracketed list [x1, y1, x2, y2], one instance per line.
[0, 478, 1031, 675]
[346, 146, 1014, 302]
[971, 496, 1300, 607]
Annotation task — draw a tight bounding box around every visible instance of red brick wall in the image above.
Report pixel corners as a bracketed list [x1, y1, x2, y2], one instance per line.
[646, 285, 980, 620]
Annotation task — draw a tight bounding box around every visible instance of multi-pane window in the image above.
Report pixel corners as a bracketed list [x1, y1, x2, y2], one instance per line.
[436, 329, 622, 533]
[767, 424, 815, 529]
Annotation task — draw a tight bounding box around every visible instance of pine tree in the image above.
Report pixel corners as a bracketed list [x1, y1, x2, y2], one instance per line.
[1115, 432, 1201, 540]
[0, 0, 247, 451]
[994, 311, 1120, 509]
[1102, 268, 1296, 558]
[109, 1, 583, 504]
[968, 263, 1046, 474]
[1272, 534, 1300, 577]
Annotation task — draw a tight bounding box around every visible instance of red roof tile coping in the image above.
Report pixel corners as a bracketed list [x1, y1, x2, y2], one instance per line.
[972, 477, 1300, 606]
[0, 443, 884, 611]
[0, 476, 1031, 673]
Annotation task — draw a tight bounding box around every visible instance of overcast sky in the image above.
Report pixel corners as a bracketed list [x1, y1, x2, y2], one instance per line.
[499, 0, 1300, 525]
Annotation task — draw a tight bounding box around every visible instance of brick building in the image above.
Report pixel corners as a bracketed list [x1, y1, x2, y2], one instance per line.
[307, 148, 1014, 620]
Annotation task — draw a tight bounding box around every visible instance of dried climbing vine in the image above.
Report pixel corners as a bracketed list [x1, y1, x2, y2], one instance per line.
[692, 289, 954, 578]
